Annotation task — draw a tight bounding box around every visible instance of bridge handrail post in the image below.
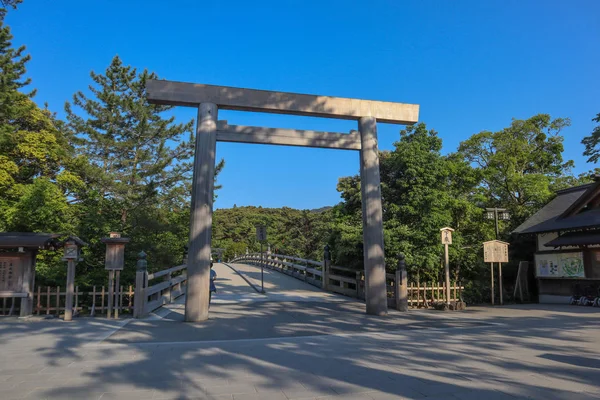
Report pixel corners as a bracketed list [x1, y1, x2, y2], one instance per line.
[395, 254, 408, 312]
[166, 269, 172, 304]
[134, 251, 148, 319]
[322, 245, 330, 291]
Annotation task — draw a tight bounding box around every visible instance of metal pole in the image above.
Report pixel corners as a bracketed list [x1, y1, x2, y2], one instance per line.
[444, 243, 451, 306]
[261, 242, 265, 293]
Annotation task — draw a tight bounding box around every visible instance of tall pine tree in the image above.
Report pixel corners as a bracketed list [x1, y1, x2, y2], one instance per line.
[65, 56, 208, 226]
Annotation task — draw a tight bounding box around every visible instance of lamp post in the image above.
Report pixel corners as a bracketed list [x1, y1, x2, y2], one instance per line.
[484, 208, 510, 239]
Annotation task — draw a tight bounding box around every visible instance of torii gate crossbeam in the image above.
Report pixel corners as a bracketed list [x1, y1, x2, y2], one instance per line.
[146, 79, 419, 322]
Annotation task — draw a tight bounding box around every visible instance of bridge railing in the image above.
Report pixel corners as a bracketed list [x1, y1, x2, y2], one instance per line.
[133, 251, 187, 318]
[230, 252, 463, 310]
[231, 253, 324, 286]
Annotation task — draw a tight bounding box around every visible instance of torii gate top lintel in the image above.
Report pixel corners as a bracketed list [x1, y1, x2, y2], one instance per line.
[146, 79, 419, 125]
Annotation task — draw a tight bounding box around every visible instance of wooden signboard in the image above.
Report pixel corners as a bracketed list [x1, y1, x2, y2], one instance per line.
[483, 240, 509, 263]
[440, 227, 454, 245]
[256, 225, 267, 242]
[0, 257, 22, 292]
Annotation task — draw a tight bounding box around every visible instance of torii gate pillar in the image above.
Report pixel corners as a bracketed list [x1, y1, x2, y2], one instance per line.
[359, 116, 387, 315]
[185, 103, 217, 322]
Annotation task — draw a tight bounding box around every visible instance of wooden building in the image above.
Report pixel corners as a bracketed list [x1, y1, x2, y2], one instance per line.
[0, 233, 61, 316]
[513, 179, 600, 303]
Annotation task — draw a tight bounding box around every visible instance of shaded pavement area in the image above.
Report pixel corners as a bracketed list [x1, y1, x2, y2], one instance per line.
[0, 262, 599, 399]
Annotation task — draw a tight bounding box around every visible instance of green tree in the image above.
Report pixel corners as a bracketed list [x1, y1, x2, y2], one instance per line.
[330, 123, 484, 281]
[63, 56, 227, 285]
[64, 56, 196, 224]
[582, 113, 600, 164]
[0, 11, 79, 229]
[458, 114, 573, 230]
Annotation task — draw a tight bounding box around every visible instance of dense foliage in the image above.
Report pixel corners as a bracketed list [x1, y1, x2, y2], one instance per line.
[1, 5, 597, 303]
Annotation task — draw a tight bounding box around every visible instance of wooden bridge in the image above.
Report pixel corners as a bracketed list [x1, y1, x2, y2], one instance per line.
[1, 250, 464, 317]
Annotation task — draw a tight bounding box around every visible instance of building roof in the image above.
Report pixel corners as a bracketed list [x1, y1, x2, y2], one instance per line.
[545, 231, 600, 247]
[0, 233, 62, 249]
[513, 182, 600, 234]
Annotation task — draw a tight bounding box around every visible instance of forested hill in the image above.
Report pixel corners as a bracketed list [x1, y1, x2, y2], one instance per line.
[212, 206, 333, 262]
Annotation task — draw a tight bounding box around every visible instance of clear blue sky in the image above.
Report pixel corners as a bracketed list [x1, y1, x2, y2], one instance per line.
[7, 0, 600, 210]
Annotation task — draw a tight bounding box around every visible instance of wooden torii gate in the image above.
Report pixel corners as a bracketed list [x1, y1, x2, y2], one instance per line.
[146, 80, 419, 322]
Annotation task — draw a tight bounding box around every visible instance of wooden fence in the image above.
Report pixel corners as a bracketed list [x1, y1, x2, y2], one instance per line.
[0, 285, 134, 317]
[230, 253, 464, 308]
[0, 257, 187, 318]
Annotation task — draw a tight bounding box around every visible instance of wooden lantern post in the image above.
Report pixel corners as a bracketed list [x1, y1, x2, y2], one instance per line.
[440, 227, 455, 306]
[101, 232, 130, 318]
[62, 236, 86, 322]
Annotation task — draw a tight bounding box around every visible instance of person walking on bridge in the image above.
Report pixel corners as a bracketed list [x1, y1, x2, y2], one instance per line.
[209, 257, 217, 305]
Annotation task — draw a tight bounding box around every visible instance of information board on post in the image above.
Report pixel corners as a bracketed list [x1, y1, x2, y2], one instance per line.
[483, 240, 509, 263]
[256, 225, 267, 242]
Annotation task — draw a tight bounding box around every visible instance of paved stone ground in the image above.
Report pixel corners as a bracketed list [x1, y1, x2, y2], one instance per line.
[0, 263, 599, 399]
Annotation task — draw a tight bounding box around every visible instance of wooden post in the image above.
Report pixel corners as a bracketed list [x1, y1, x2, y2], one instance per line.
[46, 287, 50, 315]
[128, 285, 133, 311]
[453, 281, 457, 302]
[490, 263, 495, 306]
[431, 282, 434, 306]
[91, 286, 96, 317]
[36, 286, 41, 315]
[444, 243, 451, 306]
[75, 286, 79, 315]
[64, 260, 76, 321]
[416, 277, 421, 308]
[107, 270, 114, 318]
[409, 282, 413, 308]
[114, 270, 120, 319]
[101, 286, 105, 314]
[186, 102, 217, 323]
[119, 285, 123, 314]
[56, 286, 60, 315]
[499, 262, 503, 305]
[355, 271, 362, 299]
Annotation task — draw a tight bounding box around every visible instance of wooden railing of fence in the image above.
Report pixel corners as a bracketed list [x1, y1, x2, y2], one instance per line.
[230, 253, 464, 309]
[0, 285, 135, 317]
[0, 265, 186, 319]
